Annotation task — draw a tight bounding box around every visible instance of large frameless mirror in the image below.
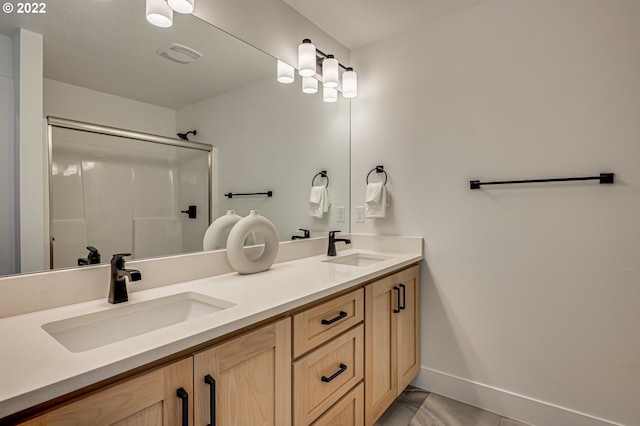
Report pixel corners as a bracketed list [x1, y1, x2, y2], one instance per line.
[0, 0, 350, 277]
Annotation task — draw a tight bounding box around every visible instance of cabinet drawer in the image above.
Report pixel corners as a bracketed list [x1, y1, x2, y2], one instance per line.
[311, 382, 363, 426]
[293, 289, 363, 358]
[293, 325, 364, 426]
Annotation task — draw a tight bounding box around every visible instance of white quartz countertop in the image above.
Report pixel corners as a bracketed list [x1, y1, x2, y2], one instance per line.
[0, 247, 422, 419]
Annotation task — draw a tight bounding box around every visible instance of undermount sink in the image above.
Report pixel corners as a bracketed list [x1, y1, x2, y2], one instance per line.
[42, 292, 235, 353]
[322, 252, 391, 267]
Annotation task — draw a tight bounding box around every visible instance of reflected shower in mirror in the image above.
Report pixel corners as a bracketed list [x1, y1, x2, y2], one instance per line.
[0, 0, 350, 277]
[49, 120, 212, 269]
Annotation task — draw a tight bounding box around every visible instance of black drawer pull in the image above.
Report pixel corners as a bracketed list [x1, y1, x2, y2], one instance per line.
[205, 374, 216, 426]
[321, 363, 348, 383]
[393, 286, 401, 313]
[399, 283, 406, 310]
[176, 387, 189, 426]
[321, 311, 348, 325]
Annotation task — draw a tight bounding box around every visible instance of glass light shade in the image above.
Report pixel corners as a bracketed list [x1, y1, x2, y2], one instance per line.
[302, 76, 318, 94]
[298, 39, 317, 77]
[322, 55, 339, 88]
[146, 0, 173, 27]
[342, 68, 357, 98]
[277, 60, 295, 84]
[323, 86, 338, 103]
[167, 0, 194, 14]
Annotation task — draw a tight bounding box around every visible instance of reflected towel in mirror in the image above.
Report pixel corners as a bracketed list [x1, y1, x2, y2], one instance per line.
[309, 186, 330, 218]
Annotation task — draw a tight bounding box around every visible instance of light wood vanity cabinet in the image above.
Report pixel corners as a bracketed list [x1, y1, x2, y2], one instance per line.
[293, 289, 365, 426]
[19, 357, 194, 426]
[365, 265, 420, 425]
[13, 263, 420, 426]
[193, 318, 291, 426]
[18, 319, 291, 426]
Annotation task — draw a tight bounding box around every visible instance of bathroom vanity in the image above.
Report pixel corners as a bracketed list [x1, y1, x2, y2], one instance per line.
[0, 236, 422, 425]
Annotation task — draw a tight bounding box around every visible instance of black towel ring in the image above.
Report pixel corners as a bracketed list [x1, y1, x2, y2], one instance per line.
[366, 165, 388, 185]
[312, 170, 329, 188]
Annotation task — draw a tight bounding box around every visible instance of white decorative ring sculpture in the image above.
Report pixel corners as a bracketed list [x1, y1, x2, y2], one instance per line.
[226, 210, 279, 274]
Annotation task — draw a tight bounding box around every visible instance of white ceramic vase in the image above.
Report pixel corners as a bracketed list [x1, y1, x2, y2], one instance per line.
[203, 210, 256, 250]
[226, 210, 279, 274]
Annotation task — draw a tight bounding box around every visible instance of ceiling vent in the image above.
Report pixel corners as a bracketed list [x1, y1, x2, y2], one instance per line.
[157, 43, 203, 64]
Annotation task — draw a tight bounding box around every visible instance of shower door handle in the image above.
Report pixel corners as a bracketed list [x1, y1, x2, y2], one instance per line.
[181, 205, 197, 219]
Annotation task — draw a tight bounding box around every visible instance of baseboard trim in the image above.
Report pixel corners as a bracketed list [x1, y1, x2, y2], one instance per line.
[412, 367, 625, 426]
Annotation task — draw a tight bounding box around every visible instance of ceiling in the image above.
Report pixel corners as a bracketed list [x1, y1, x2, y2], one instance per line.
[0, 0, 274, 110]
[0, 0, 490, 108]
[282, 0, 488, 49]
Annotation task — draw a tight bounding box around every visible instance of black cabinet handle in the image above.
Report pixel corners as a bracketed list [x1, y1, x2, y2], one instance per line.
[321, 311, 348, 325]
[176, 387, 189, 426]
[399, 283, 406, 310]
[321, 363, 348, 383]
[205, 374, 216, 426]
[393, 286, 401, 313]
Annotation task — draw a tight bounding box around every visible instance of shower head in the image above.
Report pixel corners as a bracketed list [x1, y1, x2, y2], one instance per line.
[177, 130, 197, 140]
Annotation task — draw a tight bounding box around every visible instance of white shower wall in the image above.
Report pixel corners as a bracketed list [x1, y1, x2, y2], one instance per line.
[51, 128, 209, 268]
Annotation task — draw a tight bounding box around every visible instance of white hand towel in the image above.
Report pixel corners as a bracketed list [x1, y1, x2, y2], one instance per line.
[309, 186, 329, 218]
[365, 182, 388, 218]
[321, 187, 331, 213]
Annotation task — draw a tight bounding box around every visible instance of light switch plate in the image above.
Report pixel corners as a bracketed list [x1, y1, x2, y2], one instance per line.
[336, 206, 345, 223]
[355, 206, 365, 223]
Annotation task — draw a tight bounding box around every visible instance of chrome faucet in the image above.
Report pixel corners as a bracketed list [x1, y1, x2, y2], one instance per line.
[108, 253, 141, 304]
[327, 231, 351, 256]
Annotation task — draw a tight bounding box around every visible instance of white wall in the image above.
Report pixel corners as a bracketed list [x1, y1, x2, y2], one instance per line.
[0, 34, 16, 275]
[44, 79, 176, 137]
[14, 29, 45, 274]
[176, 76, 350, 241]
[350, 1, 640, 425]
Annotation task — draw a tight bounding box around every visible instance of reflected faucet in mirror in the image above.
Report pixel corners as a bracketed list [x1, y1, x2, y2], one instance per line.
[77, 246, 101, 266]
[109, 254, 142, 304]
[291, 229, 311, 240]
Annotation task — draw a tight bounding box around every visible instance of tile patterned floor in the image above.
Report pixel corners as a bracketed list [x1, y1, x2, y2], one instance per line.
[374, 386, 532, 426]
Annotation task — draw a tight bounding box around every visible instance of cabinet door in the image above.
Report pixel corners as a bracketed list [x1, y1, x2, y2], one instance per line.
[365, 265, 421, 426]
[395, 265, 420, 393]
[20, 358, 194, 426]
[364, 275, 397, 425]
[193, 318, 291, 426]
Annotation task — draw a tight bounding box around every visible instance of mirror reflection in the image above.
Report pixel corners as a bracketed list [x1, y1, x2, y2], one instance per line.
[0, 0, 350, 277]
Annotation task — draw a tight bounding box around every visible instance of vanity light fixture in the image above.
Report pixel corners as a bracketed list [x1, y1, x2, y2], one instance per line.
[323, 86, 338, 103]
[277, 60, 295, 84]
[302, 76, 318, 94]
[146, 0, 173, 28]
[298, 39, 317, 77]
[167, 0, 194, 14]
[342, 67, 357, 98]
[322, 55, 339, 88]
[285, 38, 358, 100]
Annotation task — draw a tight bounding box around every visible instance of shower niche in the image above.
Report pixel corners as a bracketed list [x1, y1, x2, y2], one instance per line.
[48, 119, 211, 269]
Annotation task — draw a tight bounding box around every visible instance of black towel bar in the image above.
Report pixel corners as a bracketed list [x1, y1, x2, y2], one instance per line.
[224, 191, 273, 198]
[470, 173, 614, 190]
